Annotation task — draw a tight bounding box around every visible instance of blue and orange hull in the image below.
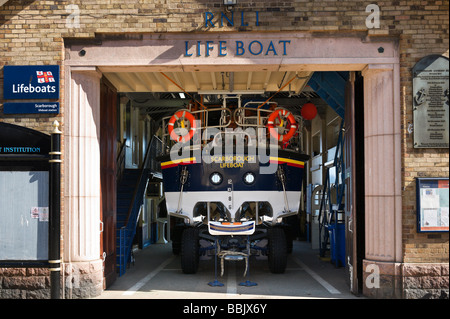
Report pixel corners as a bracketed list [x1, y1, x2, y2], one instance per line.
[159, 148, 309, 229]
[160, 150, 307, 193]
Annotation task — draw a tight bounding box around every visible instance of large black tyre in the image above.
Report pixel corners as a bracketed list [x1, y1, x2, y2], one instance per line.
[278, 224, 293, 254]
[171, 224, 186, 255]
[267, 227, 288, 274]
[181, 227, 199, 274]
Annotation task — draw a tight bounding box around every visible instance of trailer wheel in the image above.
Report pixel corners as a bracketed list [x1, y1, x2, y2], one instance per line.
[268, 227, 287, 274]
[181, 227, 199, 274]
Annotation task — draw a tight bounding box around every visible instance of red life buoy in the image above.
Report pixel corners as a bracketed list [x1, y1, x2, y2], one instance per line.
[267, 108, 297, 143]
[168, 109, 197, 143]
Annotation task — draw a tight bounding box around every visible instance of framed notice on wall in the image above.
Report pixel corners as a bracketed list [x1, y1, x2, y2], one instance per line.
[416, 178, 449, 232]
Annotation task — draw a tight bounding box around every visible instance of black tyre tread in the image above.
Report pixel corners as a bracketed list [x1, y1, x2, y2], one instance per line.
[180, 227, 199, 274]
[268, 227, 288, 274]
[171, 224, 186, 255]
[283, 225, 294, 254]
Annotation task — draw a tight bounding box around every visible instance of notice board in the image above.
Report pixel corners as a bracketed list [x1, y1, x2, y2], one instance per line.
[0, 123, 51, 263]
[416, 178, 449, 232]
[0, 171, 49, 260]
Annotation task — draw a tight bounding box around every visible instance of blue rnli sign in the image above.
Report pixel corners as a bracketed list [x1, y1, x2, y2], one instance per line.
[4, 102, 60, 114]
[3, 65, 60, 100]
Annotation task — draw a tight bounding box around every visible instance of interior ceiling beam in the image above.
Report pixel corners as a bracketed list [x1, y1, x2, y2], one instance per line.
[271, 97, 325, 108]
[263, 71, 272, 91]
[119, 73, 139, 91]
[141, 72, 156, 91]
[295, 72, 313, 94]
[246, 72, 253, 91]
[129, 97, 325, 109]
[151, 72, 168, 91]
[191, 73, 200, 91]
[129, 98, 190, 108]
[198, 90, 265, 95]
[229, 72, 234, 92]
[105, 70, 314, 94]
[172, 72, 183, 89]
[134, 73, 152, 91]
[284, 72, 293, 88]
[108, 73, 133, 92]
[210, 72, 217, 90]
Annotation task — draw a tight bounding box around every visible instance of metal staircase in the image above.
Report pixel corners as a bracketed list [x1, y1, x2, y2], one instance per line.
[116, 169, 141, 276]
[318, 120, 346, 267]
[307, 72, 348, 119]
[116, 136, 162, 276]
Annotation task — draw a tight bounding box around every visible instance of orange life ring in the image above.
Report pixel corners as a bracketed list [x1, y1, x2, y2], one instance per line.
[168, 109, 197, 143]
[267, 108, 297, 143]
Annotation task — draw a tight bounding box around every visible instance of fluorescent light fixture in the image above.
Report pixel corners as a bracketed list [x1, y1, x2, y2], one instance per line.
[179, 92, 186, 99]
[223, 0, 237, 5]
[198, 90, 265, 95]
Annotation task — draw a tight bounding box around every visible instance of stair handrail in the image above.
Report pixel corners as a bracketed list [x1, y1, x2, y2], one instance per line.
[118, 137, 154, 275]
[332, 120, 346, 223]
[318, 120, 345, 257]
[123, 143, 152, 226]
[318, 168, 331, 257]
[116, 138, 127, 182]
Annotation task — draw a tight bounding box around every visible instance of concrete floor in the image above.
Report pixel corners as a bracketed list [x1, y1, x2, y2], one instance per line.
[95, 240, 364, 300]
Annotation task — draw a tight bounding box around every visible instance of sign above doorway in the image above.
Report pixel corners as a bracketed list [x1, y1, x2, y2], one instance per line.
[3, 65, 60, 100]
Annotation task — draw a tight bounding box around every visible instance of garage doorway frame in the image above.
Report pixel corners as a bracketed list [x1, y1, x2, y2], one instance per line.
[63, 32, 401, 296]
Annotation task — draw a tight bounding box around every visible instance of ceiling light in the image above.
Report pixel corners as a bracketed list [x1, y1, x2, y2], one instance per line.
[223, 0, 237, 6]
[179, 92, 186, 99]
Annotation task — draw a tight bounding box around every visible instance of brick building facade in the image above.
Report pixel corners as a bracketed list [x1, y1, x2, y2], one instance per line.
[0, 0, 448, 299]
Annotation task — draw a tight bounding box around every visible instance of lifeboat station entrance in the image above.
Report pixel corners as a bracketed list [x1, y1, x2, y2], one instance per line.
[63, 31, 401, 298]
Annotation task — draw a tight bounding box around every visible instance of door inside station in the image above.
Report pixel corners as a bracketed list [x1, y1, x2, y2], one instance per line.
[98, 68, 365, 294]
[100, 78, 118, 288]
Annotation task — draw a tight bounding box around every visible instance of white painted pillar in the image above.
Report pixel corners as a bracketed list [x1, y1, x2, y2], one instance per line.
[65, 67, 102, 262]
[63, 67, 103, 297]
[362, 64, 402, 263]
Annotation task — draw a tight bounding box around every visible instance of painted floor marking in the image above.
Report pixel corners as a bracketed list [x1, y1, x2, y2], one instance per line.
[226, 262, 238, 296]
[293, 257, 341, 294]
[122, 255, 175, 296]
